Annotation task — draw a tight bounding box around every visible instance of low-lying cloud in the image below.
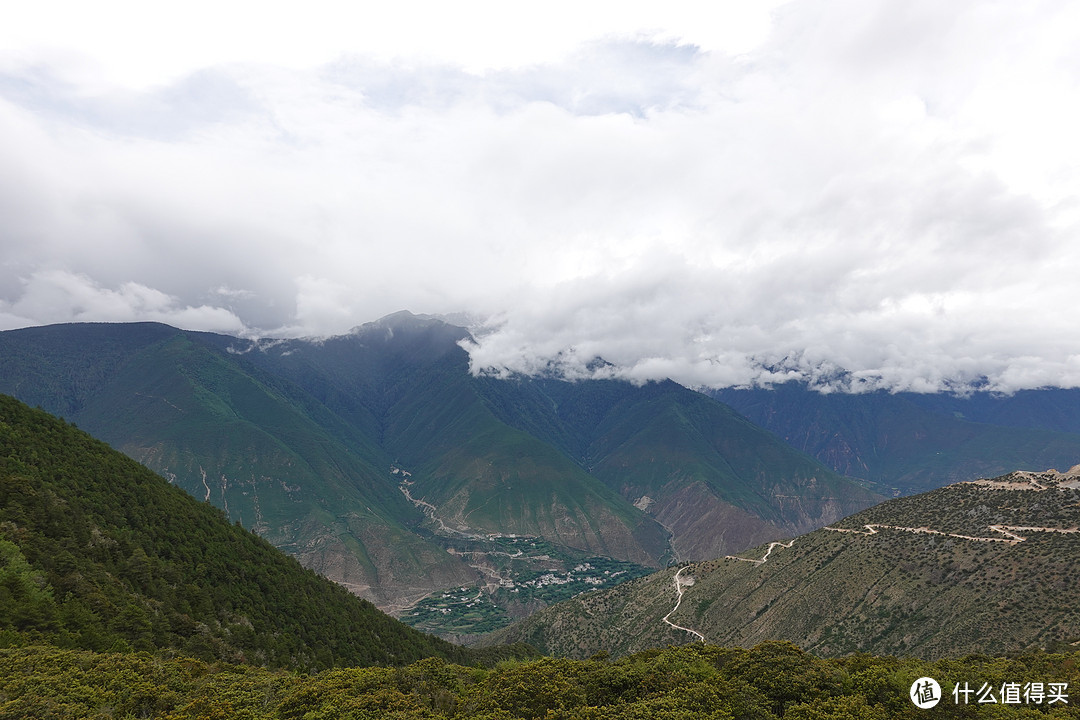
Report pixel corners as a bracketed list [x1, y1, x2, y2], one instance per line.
[0, 271, 246, 333]
[2, 0, 1079, 394]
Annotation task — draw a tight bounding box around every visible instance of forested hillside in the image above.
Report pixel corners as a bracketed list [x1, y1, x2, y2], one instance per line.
[0, 394, 531, 671]
[2, 642, 1078, 719]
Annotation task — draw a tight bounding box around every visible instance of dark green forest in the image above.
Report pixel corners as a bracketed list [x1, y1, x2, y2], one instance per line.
[1, 642, 1078, 718]
[0, 394, 530, 670]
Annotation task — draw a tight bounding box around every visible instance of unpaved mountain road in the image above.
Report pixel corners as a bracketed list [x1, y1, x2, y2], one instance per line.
[663, 566, 706, 643]
[656, 470, 1080, 649]
[825, 522, 1079, 544]
[662, 538, 797, 643]
[725, 539, 795, 565]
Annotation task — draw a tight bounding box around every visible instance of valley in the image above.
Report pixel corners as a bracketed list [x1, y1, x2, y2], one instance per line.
[2, 314, 1079, 649]
[5, 387, 1079, 718]
[392, 463, 653, 633]
[0, 314, 881, 620]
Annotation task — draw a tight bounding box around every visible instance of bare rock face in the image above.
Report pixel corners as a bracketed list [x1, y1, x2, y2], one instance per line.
[650, 482, 782, 561]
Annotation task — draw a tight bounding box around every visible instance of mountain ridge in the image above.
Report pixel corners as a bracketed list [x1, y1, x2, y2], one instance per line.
[713, 382, 1080, 494]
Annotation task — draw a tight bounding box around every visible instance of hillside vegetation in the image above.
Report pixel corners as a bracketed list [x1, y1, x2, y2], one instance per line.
[486, 469, 1080, 660]
[0, 317, 878, 621]
[0, 394, 531, 671]
[3, 641, 1079, 719]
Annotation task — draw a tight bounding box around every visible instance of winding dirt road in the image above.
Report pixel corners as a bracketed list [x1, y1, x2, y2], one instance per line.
[655, 471, 1080, 649]
[825, 523, 1078, 545]
[662, 566, 706, 643]
[662, 536, 799, 643]
[725, 539, 795, 565]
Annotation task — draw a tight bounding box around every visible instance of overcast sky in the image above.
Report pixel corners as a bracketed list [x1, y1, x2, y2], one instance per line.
[3, 0, 1080, 393]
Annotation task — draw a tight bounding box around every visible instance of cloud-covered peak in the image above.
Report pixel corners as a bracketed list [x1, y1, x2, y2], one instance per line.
[3, 1, 1080, 394]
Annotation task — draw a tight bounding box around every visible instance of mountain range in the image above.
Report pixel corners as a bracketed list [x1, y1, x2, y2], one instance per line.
[4, 317, 1080, 716]
[4, 388, 1078, 670]
[713, 383, 1080, 495]
[0, 313, 879, 615]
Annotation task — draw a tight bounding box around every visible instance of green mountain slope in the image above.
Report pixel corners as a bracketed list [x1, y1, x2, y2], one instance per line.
[714, 383, 1080, 494]
[0, 315, 881, 623]
[905, 386, 1080, 434]
[246, 316, 878, 564]
[486, 468, 1080, 660]
[0, 324, 478, 609]
[472, 376, 881, 560]
[214, 315, 672, 567]
[0, 395, 532, 670]
[387, 371, 668, 565]
[0, 322, 179, 417]
[585, 381, 880, 559]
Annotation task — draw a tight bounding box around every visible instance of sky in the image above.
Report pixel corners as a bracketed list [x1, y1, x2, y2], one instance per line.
[2, 0, 1080, 393]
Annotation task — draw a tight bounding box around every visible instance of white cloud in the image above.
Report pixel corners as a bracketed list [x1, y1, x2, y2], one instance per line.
[2, 0, 1080, 393]
[1, 271, 246, 333]
[0, 1, 786, 88]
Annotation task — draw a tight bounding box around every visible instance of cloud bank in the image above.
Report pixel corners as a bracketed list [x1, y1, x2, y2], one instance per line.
[2, 0, 1080, 393]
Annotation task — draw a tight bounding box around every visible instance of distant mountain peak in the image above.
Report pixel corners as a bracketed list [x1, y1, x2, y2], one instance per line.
[345, 311, 474, 358]
[350, 310, 467, 336]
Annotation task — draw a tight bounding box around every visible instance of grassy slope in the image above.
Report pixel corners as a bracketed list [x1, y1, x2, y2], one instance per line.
[486, 473, 1080, 660]
[0, 394, 532, 670]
